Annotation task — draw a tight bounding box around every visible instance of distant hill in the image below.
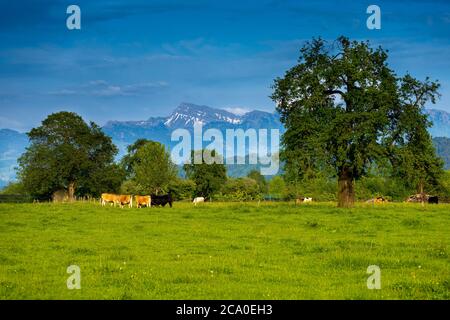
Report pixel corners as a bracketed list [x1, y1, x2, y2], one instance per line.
[433, 137, 450, 170]
[0, 104, 449, 184]
[426, 109, 450, 138]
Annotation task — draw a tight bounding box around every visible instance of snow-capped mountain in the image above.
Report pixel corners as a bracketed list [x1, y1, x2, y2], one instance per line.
[1, 104, 450, 185]
[102, 103, 283, 156]
[164, 103, 242, 128]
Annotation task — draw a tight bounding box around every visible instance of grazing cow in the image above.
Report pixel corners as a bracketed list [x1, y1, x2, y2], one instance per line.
[118, 195, 133, 208]
[428, 196, 439, 204]
[406, 194, 429, 203]
[135, 195, 151, 208]
[151, 193, 173, 207]
[366, 196, 387, 204]
[296, 197, 312, 204]
[101, 193, 119, 207]
[193, 197, 205, 206]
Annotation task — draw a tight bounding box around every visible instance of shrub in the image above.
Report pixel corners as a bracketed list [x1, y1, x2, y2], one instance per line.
[215, 178, 261, 201]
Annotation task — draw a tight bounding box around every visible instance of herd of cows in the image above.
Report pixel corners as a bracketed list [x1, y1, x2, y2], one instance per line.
[101, 193, 206, 208]
[101, 193, 173, 208]
[99, 193, 440, 208]
[365, 195, 440, 204]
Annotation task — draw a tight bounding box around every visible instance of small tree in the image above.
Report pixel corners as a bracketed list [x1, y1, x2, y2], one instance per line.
[268, 176, 287, 199]
[389, 75, 444, 195]
[220, 177, 261, 201]
[184, 150, 227, 199]
[168, 178, 197, 201]
[131, 141, 178, 194]
[247, 170, 268, 194]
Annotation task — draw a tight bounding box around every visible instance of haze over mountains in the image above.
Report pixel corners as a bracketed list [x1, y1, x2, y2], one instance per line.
[1, 103, 450, 187]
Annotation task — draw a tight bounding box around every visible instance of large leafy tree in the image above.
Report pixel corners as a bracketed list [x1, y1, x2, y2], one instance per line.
[272, 37, 442, 207]
[183, 150, 227, 199]
[129, 140, 178, 194]
[18, 112, 120, 200]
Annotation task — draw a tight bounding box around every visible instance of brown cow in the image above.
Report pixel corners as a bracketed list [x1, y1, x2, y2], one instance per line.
[118, 195, 133, 208]
[101, 193, 119, 206]
[135, 195, 151, 208]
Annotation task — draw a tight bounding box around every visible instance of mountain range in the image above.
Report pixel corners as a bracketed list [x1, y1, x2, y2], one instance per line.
[1, 103, 450, 187]
[102, 103, 282, 148]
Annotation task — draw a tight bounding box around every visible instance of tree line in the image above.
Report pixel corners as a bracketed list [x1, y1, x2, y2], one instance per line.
[2, 37, 449, 206]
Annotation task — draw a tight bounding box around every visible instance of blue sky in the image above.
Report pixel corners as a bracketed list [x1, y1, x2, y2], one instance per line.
[0, 0, 449, 131]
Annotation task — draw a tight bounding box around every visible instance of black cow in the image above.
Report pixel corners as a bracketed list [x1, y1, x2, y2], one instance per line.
[428, 196, 439, 204]
[150, 193, 173, 207]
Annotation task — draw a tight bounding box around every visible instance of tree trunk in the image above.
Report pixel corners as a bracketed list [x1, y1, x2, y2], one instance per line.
[418, 180, 424, 195]
[338, 167, 355, 208]
[418, 180, 425, 206]
[68, 182, 76, 202]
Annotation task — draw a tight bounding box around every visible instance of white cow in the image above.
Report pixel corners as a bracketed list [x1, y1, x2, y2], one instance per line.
[193, 197, 205, 206]
[296, 197, 313, 204]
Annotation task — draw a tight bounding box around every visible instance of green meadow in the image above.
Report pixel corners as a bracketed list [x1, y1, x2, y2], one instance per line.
[0, 202, 448, 300]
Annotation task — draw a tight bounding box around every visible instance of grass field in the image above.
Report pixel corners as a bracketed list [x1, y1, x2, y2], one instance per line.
[0, 201, 449, 300]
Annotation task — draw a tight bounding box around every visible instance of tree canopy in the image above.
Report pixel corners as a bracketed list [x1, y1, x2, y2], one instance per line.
[272, 37, 443, 207]
[247, 169, 268, 194]
[121, 138, 152, 178]
[124, 140, 178, 194]
[184, 150, 227, 199]
[18, 112, 121, 199]
[268, 176, 287, 199]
